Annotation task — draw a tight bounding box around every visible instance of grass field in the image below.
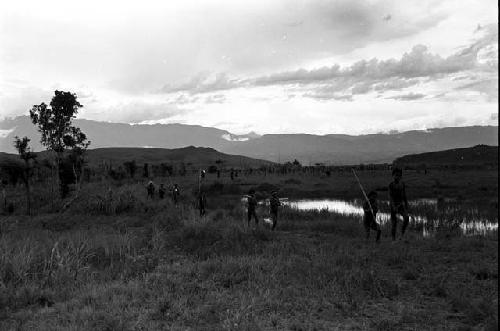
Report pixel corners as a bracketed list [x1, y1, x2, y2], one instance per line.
[0, 168, 498, 330]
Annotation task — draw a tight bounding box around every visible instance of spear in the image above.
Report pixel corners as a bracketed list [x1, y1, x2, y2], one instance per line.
[351, 168, 376, 221]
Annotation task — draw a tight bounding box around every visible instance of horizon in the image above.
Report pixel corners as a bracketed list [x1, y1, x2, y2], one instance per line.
[1, 0, 498, 135]
[0, 114, 498, 137]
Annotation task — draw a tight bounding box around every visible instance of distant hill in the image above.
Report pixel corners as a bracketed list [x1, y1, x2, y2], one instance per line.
[0, 116, 497, 164]
[81, 147, 271, 168]
[0, 146, 272, 169]
[394, 145, 498, 167]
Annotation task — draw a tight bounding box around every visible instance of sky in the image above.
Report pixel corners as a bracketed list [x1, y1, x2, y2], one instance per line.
[0, 0, 498, 135]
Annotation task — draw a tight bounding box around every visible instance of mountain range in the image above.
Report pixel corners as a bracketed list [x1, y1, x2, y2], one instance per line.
[0, 116, 497, 165]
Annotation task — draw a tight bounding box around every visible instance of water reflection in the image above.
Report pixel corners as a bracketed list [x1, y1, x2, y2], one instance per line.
[283, 199, 498, 236]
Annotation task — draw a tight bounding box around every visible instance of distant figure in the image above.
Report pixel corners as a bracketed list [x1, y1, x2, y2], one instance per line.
[198, 191, 207, 216]
[247, 189, 259, 227]
[230, 169, 235, 181]
[389, 168, 409, 241]
[172, 183, 180, 205]
[363, 191, 381, 242]
[269, 191, 281, 231]
[158, 184, 166, 199]
[147, 181, 155, 199]
[1, 179, 7, 212]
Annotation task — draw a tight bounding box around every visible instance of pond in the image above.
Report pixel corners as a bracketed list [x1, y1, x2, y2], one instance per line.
[282, 198, 498, 236]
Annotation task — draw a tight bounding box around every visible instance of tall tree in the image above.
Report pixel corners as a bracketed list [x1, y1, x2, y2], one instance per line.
[30, 90, 90, 198]
[13, 136, 37, 215]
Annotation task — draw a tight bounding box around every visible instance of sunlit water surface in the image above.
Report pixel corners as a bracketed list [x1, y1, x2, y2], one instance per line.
[283, 199, 498, 236]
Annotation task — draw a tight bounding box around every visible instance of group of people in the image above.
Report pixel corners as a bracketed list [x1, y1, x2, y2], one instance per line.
[362, 167, 410, 242]
[246, 167, 410, 240]
[146, 180, 207, 216]
[144, 167, 411, 240]
[146, 181, 181, 205]
[245, 189, 282, 231]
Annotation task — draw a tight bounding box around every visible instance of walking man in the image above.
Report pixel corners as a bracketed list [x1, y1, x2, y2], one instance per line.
[389, 167, 410, 241]
[198, 191, 207, 216]
[146, 181, 155, 199]
[247, 189, 259, 227]
[269, 191, 281, 231]
[158, 183, 166, 199]
[172, 183, 180, 205]
[363, 191, 381, 242]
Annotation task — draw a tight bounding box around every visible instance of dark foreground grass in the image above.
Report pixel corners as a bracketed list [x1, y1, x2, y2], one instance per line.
[0, 205, 497, 331]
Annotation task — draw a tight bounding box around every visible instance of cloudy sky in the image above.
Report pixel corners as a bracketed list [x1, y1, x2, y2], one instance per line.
[0, 0, 498, 134]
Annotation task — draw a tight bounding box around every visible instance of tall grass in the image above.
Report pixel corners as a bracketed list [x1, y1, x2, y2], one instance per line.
[0, 173, 497, 330]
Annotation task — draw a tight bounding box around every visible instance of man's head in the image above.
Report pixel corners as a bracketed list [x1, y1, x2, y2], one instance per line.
[392, 167, 402, 182]
[249, 189, 255, 195]
[271, 190, 278, 197]
[368, 191, 378, 200]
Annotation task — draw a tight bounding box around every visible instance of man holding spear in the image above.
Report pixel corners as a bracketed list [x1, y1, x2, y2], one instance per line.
[352, 169, 381, 243]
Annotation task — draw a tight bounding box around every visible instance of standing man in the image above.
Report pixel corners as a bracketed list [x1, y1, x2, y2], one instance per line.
[198, 191, 207, 217]
[269, 191, 281, 231]
[389, 167, 410, 241]
[172, 183, 181, 205]
[158, 184, 166, 199]
[146, 180, 155, 199]
[247, 189, 259, 227]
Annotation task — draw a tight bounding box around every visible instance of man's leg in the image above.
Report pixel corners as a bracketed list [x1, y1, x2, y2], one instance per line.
[401, 208, 409, 237]
[391, 210, 398, 241]
[372, 222, 381, 242]
[364, 218, 370, 239]
[271, 212, 278, 230]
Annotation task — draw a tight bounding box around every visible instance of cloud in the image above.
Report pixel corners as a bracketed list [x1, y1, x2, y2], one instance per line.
[84, 101, 185, 124]
[373, 78, 420, 92]
[302, 92, 353, 102]
[205, 94, 226, 104]
[158, 73, 242, 94]
[387, 92, 426, 101]
[156, 23, 497, 101]
[454, 79, 498, 101]
[0, 85, 53, 119]
[252, 42, 482, 87]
